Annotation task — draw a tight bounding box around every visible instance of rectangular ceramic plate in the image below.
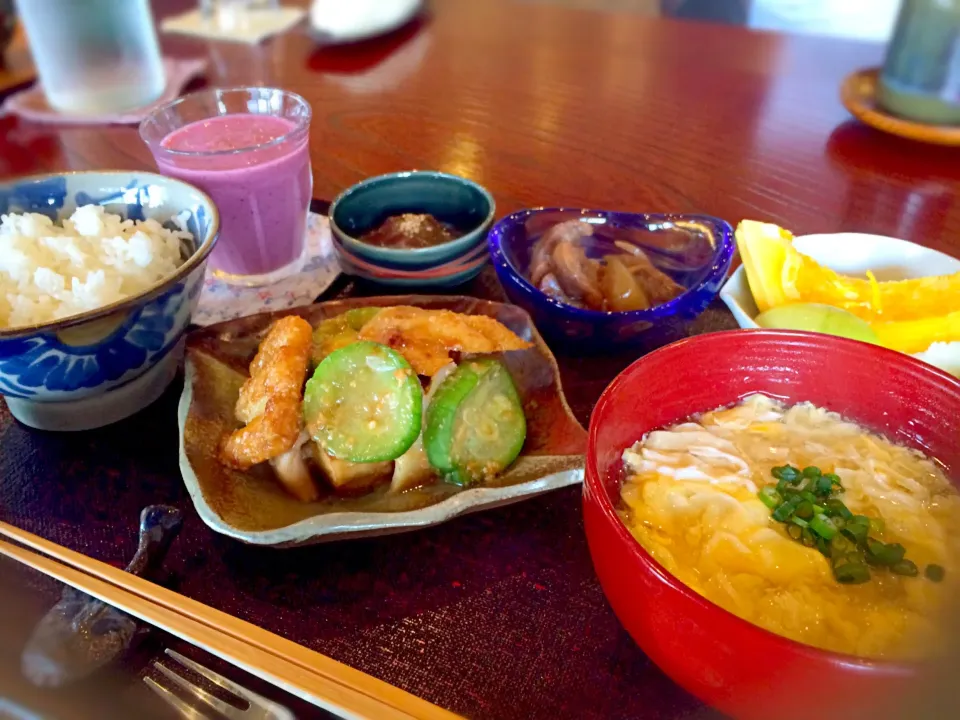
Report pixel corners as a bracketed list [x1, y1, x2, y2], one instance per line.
[178, 295, 588, 546]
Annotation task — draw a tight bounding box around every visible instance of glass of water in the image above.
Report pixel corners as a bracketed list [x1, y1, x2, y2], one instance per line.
[200, 0, 279, 30]
[15, 0, 165, 115]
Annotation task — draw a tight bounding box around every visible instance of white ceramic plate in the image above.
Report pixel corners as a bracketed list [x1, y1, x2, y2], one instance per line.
[720, 232, 960, 376]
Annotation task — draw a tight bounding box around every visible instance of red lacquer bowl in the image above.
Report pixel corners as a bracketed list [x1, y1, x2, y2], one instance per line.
[583, 330, 960, 720]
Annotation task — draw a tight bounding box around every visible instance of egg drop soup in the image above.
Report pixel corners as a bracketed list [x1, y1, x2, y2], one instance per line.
[618, 394, 960, 660]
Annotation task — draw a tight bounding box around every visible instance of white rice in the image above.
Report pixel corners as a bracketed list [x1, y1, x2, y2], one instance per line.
[0, 205, 191, 329]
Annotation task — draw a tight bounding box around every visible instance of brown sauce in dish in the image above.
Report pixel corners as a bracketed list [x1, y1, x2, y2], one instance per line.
[359, 213, 462, 249]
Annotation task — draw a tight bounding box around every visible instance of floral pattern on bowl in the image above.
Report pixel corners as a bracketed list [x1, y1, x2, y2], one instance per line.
[0, 171, 218, 430]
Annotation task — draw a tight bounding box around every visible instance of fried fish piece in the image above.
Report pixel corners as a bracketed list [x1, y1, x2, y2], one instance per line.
[220, 315, 313, 471]
[357, 306, 532, 376]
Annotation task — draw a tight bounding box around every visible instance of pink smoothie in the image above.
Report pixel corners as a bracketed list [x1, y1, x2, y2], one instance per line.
[156, 113, 312, 276]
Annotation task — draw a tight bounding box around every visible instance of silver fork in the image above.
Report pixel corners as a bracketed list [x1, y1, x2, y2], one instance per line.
[144, 648, 296, 720]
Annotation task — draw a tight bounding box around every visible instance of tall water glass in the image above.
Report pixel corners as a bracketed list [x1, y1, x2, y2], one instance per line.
[140, 87, 313, 285]
[15, 0, 165, 114]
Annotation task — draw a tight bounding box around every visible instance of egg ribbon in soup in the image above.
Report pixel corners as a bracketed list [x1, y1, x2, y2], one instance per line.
[618, 394, 960, 660]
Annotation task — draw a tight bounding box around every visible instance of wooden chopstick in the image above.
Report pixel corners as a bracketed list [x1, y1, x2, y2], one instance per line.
[0, 523, 460, 720]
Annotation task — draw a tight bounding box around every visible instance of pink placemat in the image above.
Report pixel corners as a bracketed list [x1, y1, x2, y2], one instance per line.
[1, 57, 207, 125]
[193, 212, 341, 326]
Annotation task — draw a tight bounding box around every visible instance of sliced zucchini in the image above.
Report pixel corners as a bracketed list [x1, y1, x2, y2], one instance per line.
[424, 359, 526, 486]
[311, 307, 382, 365]
[303, 340, 421, 462]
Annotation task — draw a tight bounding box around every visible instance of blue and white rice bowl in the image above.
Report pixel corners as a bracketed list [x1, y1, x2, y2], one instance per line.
[0, 171, 219, 430]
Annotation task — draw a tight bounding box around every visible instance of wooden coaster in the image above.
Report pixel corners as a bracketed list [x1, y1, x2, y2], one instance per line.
[840, 67, 960, 146]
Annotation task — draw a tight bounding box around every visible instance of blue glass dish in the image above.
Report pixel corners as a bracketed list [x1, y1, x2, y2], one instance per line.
[488, 208, 734, 352]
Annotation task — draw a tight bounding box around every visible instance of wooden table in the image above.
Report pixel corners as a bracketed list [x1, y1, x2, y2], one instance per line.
[2, 0, 958, 257]
[2, 2, 959, 719]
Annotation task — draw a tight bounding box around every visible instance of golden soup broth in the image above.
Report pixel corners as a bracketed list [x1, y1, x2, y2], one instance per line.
[618, 394, 960, 660]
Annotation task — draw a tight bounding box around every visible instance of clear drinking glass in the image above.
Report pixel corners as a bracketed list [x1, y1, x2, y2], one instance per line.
[140, 87, 313, 285]
[200, 0, 280, 30]
[15, 0, 165, 114]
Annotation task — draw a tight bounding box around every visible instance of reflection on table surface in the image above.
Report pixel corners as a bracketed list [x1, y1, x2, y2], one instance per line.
[530, 0, 900, 41]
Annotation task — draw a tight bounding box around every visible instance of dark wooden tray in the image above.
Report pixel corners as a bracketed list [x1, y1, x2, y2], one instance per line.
[0, 201, 735, 720]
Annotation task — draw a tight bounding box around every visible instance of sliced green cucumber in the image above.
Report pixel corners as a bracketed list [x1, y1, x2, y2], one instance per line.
[424, 359, 526, 486]
[423, 367, 481, 474]
[311, 307, 382, 366]
[303, 340, 421, 463]
[343, 306, 383, 330]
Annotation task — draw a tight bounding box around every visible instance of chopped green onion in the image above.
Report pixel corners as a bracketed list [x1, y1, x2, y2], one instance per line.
[864, 539, 885, 565]
[842, 516, 870, 545]
[809, 515, 838, 540]
[891, 560, 919, 577]
[831, 534, 855, 557]
[835, 562, 871, 584]
[815, 536, 831, 557]
[773, 500, 797, 522]
[886, 543, 907, 564]
[758, 485, 782, 509]
[833, 554, 860, 571]
[865, 540, 905, 567]
[772, 465, 801, 484]
[925, 564, 945, 582]
[824, 498, 853, 520]
[762, 463, 928, 585]
[813, 475, 835, 496]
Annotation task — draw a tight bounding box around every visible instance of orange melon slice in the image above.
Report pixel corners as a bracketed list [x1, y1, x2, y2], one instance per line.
[735, 220, 960, 324]
[871, 311, 960, 354]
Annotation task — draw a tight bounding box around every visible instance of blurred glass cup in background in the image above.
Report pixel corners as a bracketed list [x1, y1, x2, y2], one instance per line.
[14, 0, 165, 115]
[140, 87, 313, 286]
[199, 0, 279, 32]
[879, 0, 960, 125]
